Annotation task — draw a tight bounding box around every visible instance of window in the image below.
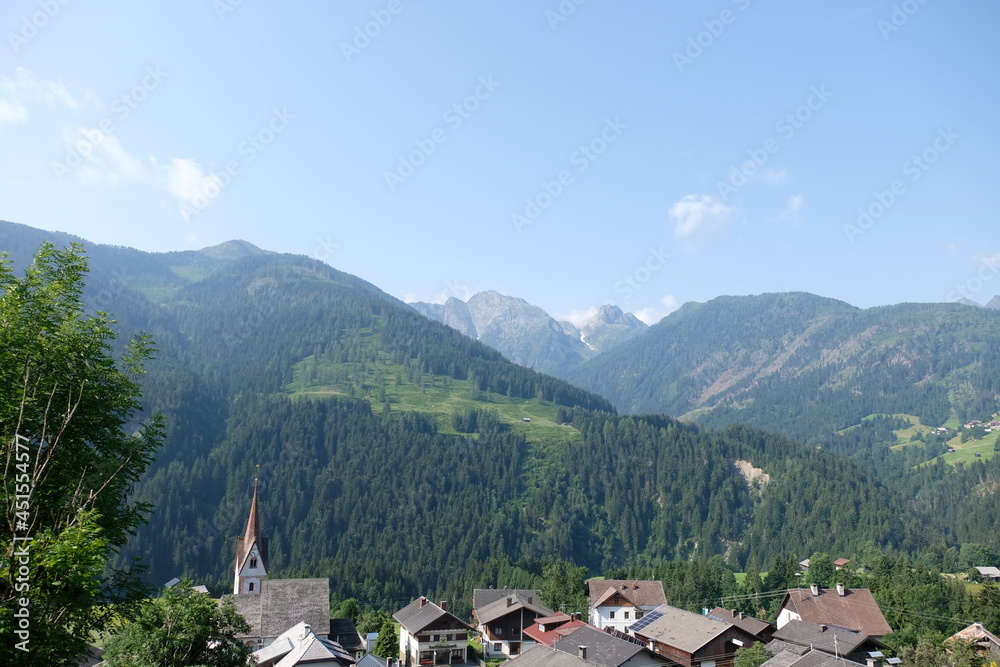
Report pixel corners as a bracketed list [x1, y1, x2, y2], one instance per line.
[250, 557, 257, 568]
[609, 611, 615, 619]
[635, 611, 643, 619]
[493, 644, 501, 652]
[624, 611, 630, 619]
[248, 582, 254, 592]
[496, 627, 502, 636]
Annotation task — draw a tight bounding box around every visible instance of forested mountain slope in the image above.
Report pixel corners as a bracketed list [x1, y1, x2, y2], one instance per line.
[0, 222, 990, 609]
[568, 292, 1000, 446]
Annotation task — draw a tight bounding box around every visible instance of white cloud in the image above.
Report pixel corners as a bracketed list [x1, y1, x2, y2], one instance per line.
[772, 194, 804, 225]
[556, 306, 601, 328]
[0, 67, 78, 126]
[59, 128, 223, 217]
[669, 194, 733, 238]
[634, 295, 680, 325]
[157, 157, 222, 206]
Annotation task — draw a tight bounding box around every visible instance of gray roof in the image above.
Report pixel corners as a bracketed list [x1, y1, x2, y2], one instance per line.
[252, 621, 355, 667]
[706, 607, 772, 637]
[506, 644, 602, 667]
[474, 588, 545, 609]
[356, 654, 388, 667]
[776, 649, 865, 667]
[329, 618, 364, 651]
[631, 605, 731, 653]
[761, 645, 809, 667]
[772, 620, 871, 656]
[551, 626, 646, 667]
[476, 594, 554, 625]
[393, 597, 471, 634]
[224, 578, 331, 640]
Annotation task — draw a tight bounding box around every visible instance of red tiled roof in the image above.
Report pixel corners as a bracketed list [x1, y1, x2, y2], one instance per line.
[523, 619, 589, 646]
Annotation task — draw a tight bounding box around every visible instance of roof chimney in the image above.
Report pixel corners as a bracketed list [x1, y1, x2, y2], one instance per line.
[419, 597, 427, 607]
[301, 623, 311, 640]
[836, 583, 845, 597]
[622, 584, 627, 590]
[810, 583, 820, 597]
[578, 646, 587, 660]
[528, 596, 533, 604]
[440, 601, 448, 611]
[632, 584, 638, 590]
[507, 597, 513, 607]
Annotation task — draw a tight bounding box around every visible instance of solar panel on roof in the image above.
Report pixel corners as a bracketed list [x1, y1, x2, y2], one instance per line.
[627, 609, 663, 633]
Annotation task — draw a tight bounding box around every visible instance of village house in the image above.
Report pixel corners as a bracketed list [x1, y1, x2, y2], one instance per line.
[393, 597, 471, 667]
[975, 566, 1000, 582]
[473, 590, 554, 660]
[947, 623, 1000, 657]
[587, 580, 667, 633]
[761, 647, 869, 666]
[770, 620, 886, 664]
[775, 585, 892, 639]
[629, 604, 760, 667]
[505, 644, 608, 667]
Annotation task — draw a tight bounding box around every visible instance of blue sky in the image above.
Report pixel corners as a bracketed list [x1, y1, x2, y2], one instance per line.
[2, 1, 997, 324]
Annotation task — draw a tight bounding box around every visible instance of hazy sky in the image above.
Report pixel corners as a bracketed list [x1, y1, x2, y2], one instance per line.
[2, 1, 997, 324]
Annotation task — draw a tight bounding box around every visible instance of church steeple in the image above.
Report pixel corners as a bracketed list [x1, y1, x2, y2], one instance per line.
[234, 477, 269, 595]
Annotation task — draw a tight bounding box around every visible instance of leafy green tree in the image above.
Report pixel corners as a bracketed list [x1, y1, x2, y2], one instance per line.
[804, 553, 835, 588]
[541, 561, 588, 615]
[103, 580, 251, 666]
[333, 597, 361, 623]
[0, 243, 163, 665]
[372, 618, 398, 659]
[734, 642, 772, 667]
[357, 608, 392, 634]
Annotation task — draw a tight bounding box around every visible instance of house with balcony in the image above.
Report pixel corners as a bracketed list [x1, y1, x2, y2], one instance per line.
[587, 580, 667, 634]
[393, 597, 471, 667]
[473, 591, 554, 660]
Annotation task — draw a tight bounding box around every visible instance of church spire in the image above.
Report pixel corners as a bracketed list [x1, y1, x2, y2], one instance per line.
[234, 472, 268, 595]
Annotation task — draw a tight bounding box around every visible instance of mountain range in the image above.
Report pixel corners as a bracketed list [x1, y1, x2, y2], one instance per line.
[3, 220, 999, 610]
[408, 292, 646, 375]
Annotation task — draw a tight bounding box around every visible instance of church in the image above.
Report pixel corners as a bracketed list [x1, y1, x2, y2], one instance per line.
[222, 479, 348, 661]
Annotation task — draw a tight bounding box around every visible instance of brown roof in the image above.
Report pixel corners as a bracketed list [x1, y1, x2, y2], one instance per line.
[780, 588, 892, 637]
[587, 580, 666, 609]
[948, 623, 1000, 653]
[235, 480, 269, 573]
